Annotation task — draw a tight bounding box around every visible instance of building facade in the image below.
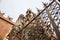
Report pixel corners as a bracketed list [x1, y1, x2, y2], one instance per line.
[8, 9, 57, 40]
[0, 11, 15, 40]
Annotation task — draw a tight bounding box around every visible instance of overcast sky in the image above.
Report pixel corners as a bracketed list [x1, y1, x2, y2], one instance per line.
[0, 0, 50, 22]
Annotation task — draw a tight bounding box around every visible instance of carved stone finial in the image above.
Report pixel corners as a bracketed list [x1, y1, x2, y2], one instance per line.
[43, 2, 46, 6]
[7, 16, 13, 21]
[0, 11, 5, 17]
[36, 8, 41, 13]
[26, 8, 32, 14]
[18, 14, 24, 20]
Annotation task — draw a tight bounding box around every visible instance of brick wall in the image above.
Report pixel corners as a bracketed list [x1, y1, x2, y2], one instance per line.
[0, 11, 15, 40]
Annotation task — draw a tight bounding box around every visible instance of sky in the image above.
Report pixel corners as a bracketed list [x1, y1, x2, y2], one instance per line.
[0, 0, 50, 22]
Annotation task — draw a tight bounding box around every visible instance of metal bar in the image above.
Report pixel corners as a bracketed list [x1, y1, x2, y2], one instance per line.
[0, 17, 15, 26]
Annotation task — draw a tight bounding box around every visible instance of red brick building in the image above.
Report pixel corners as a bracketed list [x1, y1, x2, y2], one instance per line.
[0, 11, 15, 40]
